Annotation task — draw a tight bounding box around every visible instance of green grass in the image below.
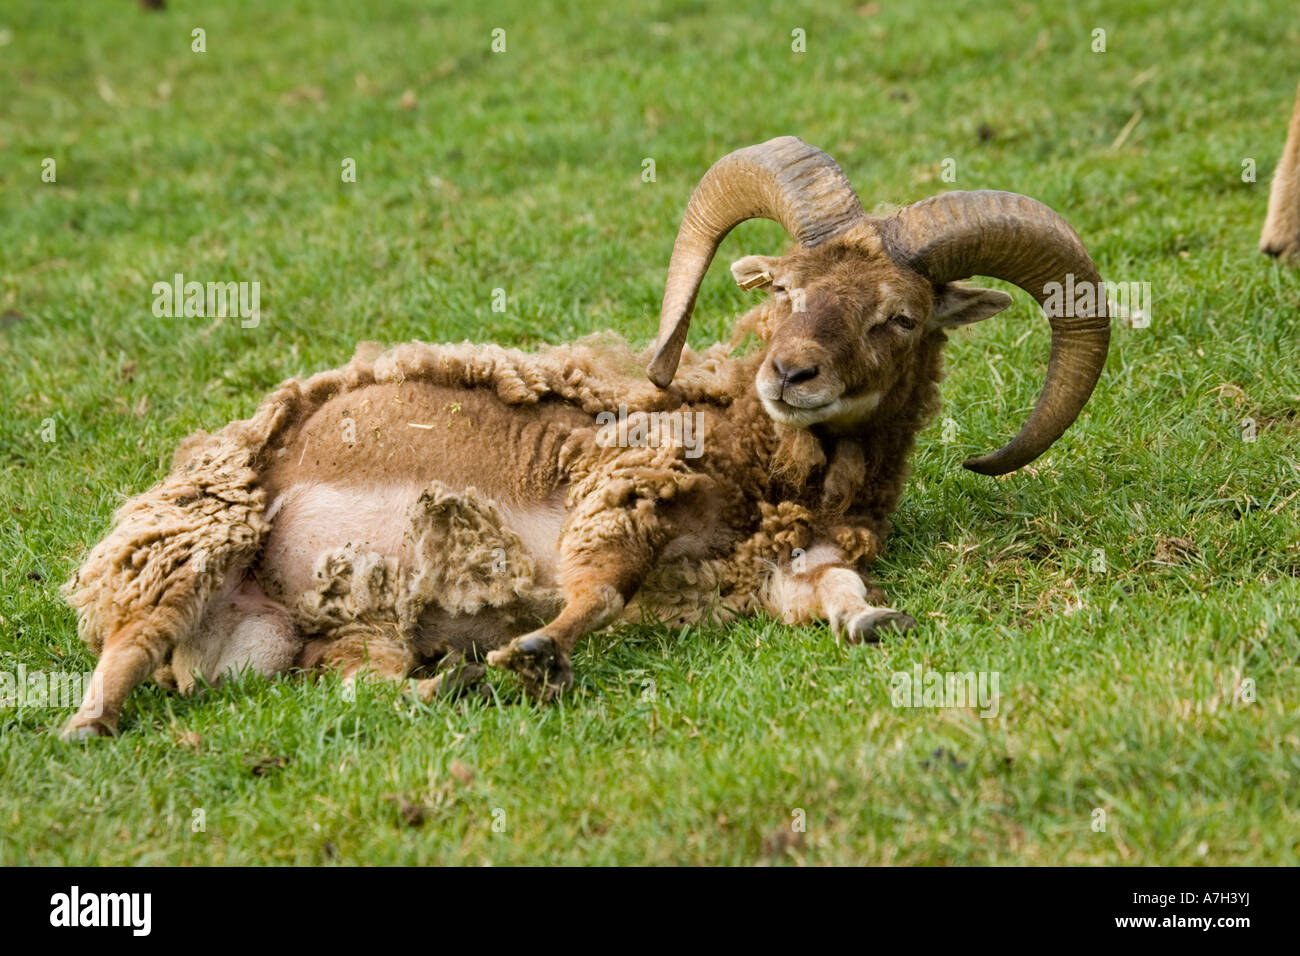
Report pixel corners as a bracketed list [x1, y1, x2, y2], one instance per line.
[2, 0, 1298, 865]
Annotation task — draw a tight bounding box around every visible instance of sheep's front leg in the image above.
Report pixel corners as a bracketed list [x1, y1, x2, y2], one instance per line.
[767, 544, 915, 645]
[487, 537, 645, 701]
[820, 567, 916, 644]
[487, 582, 629, 701]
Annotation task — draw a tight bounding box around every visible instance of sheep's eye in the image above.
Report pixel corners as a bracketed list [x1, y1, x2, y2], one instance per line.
[771, 284, 787, 295]
[890, 313, 916, 331]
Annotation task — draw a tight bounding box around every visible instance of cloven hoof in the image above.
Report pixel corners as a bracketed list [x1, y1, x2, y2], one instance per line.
[486, 632, 574, 701]
[845, 609, 917, 645]
[60, 717, 117, 741]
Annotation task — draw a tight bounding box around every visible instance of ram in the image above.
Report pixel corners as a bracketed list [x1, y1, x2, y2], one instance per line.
[62, 138, 1109, 738]
[1261, 79, 1300, 264]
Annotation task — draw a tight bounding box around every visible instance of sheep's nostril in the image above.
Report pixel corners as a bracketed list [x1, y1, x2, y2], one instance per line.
[772, 357, 819, 385]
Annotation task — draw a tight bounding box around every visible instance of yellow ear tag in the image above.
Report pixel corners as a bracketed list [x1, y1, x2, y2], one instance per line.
[737, 271, 773, 291]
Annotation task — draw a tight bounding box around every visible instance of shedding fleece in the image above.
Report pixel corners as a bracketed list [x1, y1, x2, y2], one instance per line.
[632, 500, 818, 625]
[294, 482, 561, 636]
[61, 138, 1113, 739]
[63, 405, 283, 658]
[365, 333, 749, 415]
[63, 335, 755, 673]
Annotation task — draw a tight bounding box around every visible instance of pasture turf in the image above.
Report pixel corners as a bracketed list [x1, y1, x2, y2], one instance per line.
[0, 0, 1297, 864]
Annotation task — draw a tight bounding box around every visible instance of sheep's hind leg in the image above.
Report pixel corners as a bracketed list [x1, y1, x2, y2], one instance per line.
[63, 581, 299, 739]
[63, 618, 171, 739]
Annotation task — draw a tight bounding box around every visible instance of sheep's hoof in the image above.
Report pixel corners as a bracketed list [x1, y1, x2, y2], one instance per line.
[845, 609, 916, 645]
[60, 716, 117, 741]
[486, 632, 573, 702]
[1261, 240, 1300, 265]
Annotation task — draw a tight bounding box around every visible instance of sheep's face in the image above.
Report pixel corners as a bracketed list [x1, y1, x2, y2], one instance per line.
[732, 242, 1012, 431]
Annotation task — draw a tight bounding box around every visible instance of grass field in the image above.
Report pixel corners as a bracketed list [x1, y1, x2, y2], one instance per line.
[1, 0, 1298, 865]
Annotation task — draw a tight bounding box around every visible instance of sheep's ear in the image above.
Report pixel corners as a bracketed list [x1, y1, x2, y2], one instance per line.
[730, 255, 781, 291]
[930, 283, 1013, 328]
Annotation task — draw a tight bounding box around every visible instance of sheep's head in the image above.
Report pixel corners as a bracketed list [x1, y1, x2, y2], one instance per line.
[647, 137, 1110, 475]
[727, 242, 1011, 431]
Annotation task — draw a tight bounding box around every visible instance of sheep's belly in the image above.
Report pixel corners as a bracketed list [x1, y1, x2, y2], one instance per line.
[255, 481, 566, 611]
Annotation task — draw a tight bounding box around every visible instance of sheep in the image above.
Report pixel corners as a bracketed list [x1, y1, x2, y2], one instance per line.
[61, 137, 1110, 738]
[1261, 79, 1300, 264]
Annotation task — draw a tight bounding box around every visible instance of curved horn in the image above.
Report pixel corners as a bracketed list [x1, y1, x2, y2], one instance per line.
[880, 190, 1110, 476]
[647, 137, 866, 388]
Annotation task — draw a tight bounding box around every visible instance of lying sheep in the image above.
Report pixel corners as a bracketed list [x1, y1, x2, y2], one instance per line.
[62, 137, 1109, 738]
[1261, 79, 1300, 264]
